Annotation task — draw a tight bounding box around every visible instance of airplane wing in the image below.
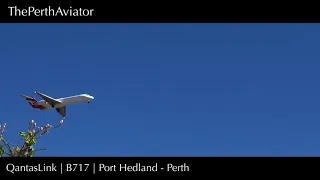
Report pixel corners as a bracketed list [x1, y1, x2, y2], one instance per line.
[35, 91, 61, 107]
[56, 106, 66, 117]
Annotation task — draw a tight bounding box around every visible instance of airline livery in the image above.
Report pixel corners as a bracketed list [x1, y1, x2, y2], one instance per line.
[21, 91, 94, 118]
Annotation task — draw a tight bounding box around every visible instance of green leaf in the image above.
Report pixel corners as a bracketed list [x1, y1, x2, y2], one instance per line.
[30, 138, 36, 146]
[25, 139, 30, 145]
[0, 146, 4, 157]
[25, 137, 36, 146]
[14, 147, 20, 152]
[1, 137, 13, 156]
[28, 146, 35, 157]
[29, 151, 35, 157]
[19, 132, 26, 139]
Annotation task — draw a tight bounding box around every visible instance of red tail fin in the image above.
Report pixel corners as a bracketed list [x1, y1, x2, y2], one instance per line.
[21, 94, 46, 110]
[25, 97, 38, 108]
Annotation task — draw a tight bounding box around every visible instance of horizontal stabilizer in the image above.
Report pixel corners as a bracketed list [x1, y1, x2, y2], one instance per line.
[20, 94, 33, 100]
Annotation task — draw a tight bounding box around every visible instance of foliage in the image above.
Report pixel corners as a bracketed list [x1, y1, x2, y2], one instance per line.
[0, 119, 63, 157]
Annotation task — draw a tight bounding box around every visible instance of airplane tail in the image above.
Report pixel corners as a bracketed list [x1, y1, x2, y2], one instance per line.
[20, 94, 39, 108]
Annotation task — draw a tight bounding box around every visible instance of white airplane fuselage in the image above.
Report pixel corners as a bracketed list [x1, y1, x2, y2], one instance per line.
[36, 94, 94, 110]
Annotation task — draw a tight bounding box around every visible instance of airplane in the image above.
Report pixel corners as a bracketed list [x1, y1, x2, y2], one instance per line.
[20, 91, 94, 118]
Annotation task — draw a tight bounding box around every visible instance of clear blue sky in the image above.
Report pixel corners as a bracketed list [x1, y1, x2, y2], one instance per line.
[1, 23, 320, 156]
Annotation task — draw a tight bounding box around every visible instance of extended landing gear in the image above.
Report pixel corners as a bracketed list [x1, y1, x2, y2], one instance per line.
[88, 101, 90, 104]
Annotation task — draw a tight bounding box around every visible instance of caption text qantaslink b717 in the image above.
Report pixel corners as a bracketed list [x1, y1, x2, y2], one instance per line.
[6, 163, 57, 174]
